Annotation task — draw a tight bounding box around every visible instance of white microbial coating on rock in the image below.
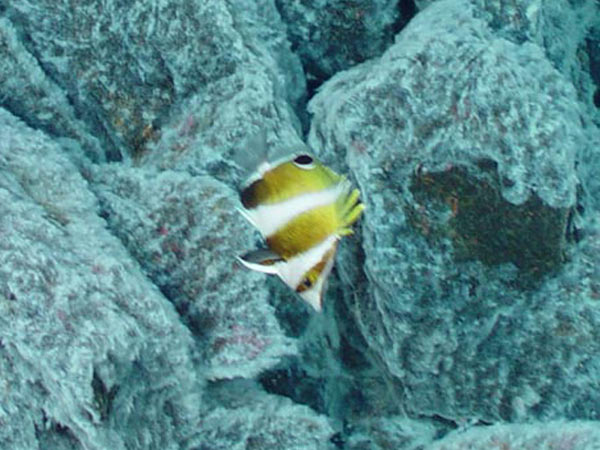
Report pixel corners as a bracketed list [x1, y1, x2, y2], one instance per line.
[307, 0, 600, 428]
[1, 0, 600, 448]
[429, 421, 600, 450]
[310, 0, 583, 209]
[0, 109, 202, 450]
[91, 164, 298, 381]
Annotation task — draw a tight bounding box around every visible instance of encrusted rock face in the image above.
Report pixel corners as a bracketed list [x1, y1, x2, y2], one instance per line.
[0, 0, 325, 448]
[310, 0, 581, 209]
[274, 0, 406, 90]
[428, 421, 600, 450]
[7, 0, 305, 165]
[1, 0, 600, 448]
[0, 18, 103, 161]
[0, 109, 202, 450]
[90, 164, 297, 380]
[309, 0, 600, 424]
[408, 163, 570, 280]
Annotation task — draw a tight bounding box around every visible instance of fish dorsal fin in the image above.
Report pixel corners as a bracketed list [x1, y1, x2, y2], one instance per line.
[234, 130, 271, 181]
[236, 248, 283, 274]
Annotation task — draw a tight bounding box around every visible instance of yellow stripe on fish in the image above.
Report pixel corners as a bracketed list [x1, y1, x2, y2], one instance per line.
[266, 186, 363, 259]
[237, 152, 364, 311]
[241, 155, 342, 208]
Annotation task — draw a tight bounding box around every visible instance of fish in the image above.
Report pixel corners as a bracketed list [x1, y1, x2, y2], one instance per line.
[237, 151, 365, 311]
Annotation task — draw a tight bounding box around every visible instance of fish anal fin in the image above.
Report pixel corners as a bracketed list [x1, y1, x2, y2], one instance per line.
[300, 288, 323, 312]
[237, 248, 283, 274]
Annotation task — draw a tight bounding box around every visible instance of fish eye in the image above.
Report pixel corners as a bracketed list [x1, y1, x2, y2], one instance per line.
[293, 154, 315, 169]
[302, 278, 312, 288]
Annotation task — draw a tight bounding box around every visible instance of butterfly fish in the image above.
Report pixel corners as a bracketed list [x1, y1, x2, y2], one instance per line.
[237, 151, 365, 311]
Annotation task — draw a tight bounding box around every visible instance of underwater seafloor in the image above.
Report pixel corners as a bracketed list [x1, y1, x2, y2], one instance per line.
[1, 0, 600, 449]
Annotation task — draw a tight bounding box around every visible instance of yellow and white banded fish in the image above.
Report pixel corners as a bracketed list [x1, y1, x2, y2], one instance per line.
[237, 152, 365, 311]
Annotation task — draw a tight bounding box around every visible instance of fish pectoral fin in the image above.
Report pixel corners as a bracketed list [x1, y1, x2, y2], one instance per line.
[341, 187, 360, 216]
[338, 187, 365, 228]
[343, 202, 365, 227]
[338, 227, 354, 236]
[339, 188, 364, 228]
[237, 248, 283, 274]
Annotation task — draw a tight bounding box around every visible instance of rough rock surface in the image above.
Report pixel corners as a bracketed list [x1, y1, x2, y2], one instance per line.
[429, 421, 600, 450]
[308, 0, 600, 425]
[199, 380, 335, 450]
[0, 17, 103, 162]
[1, 0, 600, 448]
[0, 108, 202, 450]
[7, 0, 305, 165]
[415, 0, 600, 119]
[343, 417, 436, 450]
[274, 0, 406, 91]
[0, 0, 329, 447]
[90, 164, 297, 380]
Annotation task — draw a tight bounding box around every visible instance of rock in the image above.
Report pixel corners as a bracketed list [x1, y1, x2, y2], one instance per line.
[90, 164, 297, 380]
[197, 379, 335, 450]
[0, 108, 202, 449]
[344, 417, 436, 450]
[0, 18, 103, 162]
[412, 0, 599, 114]
[415, 0, 437, 11]
[308, 0, 598, 423]
[275, 0, 407, 91]
[3, 0, 600, 447]
[429, 421, 600, 450]
[8, 0, 304, 164]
